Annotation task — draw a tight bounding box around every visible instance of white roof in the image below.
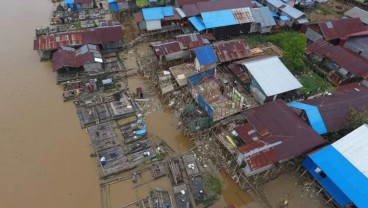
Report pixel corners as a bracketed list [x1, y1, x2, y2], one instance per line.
[281, 5, 304, 19]
[176, 8, 186, 18]
[332, 124, 368, 177]
[242, 56, 302, 96]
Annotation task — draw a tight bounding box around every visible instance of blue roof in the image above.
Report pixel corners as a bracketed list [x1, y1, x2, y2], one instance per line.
[271, 11, 278, 17]
[109, 2, 119, 12]
[194, 46, 217, 66]
[142, 7, 164, 20]
[288, 102, 327, 135]
[64, 0, 74, 4]
[303, 146, 368, 208]
[161, 6, 174, 16]
[149, 0, 157, 2]
[280, 15, 289, 21]
[201, 9, 237, 29]
[107, 0, 115, 3]
[188, 16, 206, 32]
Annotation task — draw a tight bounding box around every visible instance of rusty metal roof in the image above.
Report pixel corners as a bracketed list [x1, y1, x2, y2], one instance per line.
[150, 40, 182, 56]
[302, 84, 368, 132]
[34, 26, 123, 51]
[213, 39, 252, 62]
[175, 33, 215, 49]
[243, 100, 325, 163]
[52, 44, 101, 71]
[134, 12, 144, 23]
[228, 64, 250, 83]
[315, 18, 365, 41]
[307, 39, 368, 77]
[74, 0, 93, 3]
[176, 0, 208, 6]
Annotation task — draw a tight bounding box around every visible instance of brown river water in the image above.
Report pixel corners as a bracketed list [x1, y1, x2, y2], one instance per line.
[0, 1, 253, 207]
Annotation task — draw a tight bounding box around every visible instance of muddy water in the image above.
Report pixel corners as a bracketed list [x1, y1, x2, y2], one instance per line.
[0, 1, 254, 207]
[0, 1, 100, 208]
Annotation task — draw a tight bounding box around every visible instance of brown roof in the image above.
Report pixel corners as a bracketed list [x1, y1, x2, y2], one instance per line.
[313, 18, 366, 41]
[182, 4, 201, 17]
[150, 40, 182, 56]
[228, 64, 250, 83]
[52, 44, 101, 72]
[213, 40, 252, 62]
[175, 33, 215, 49]
[243, 100, 325, 163]
[176, 0, 208, 6]
[302, 83, 368, 132]
[74, 0, 93, 3]
[134, 12, 144, 23]
[196, 0, 253, 13]
[306, 39, 368, 77]
[34, 26, 123, 51]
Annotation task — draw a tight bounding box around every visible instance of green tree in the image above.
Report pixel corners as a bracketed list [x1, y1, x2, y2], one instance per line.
[346, 108, 368, 130]
[283, 34, 307, 74]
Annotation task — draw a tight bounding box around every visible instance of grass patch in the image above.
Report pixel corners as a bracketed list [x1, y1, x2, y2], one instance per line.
[243, 31, 299, 49]
[204, 174, 221, 195]
[298, 72, 334, 96]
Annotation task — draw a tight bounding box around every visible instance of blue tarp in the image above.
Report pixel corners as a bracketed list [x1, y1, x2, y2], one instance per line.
[149, 0, 158, 2]
[161, 6, 174, 16]
[303, 146, 368, 208]
[142, 7, 164, 20]
[109, 2, 119, 12]
[193, 46, 217, 66]
[201, 9, 237, 29]
[288, 102, 327, 135]
[107, 0, 115, 2]
[135, 129, 147, 135]
[280, 16, 289, 21]
[271, 11, 278, 17]
[187, 68, 216, 86]
[188, 16, 206, 32]
[64, 0, 74, 3]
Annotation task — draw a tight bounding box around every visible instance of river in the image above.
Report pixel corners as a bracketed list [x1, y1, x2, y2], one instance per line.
[0, 1, 253, 208]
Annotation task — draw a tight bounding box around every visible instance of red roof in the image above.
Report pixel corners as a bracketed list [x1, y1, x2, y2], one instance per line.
[302, 84, 368, 132]
[213, 40, 252, 63]
[314, 18, 366, 41]
[243, 100, 325, 164]
[306, 39, 368, 77]
[150, 40, 182, 56]
[134, 12, 144, 23]
[52, 44, 101, 72]
[34, 26, 123, 51]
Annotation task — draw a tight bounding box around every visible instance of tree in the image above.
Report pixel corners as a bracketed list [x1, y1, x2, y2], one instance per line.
[283, 33, 307, 74]
[346, 108, 368, 130]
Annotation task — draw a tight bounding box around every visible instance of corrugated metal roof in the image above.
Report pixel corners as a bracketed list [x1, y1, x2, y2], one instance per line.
[74, 0, 92, 3]
[344, 7, 368, 25]
[288, 102, 327, 135]
[176, 8, 186, 18]
[188, 16, 206, 31]
[182, 4, 201, 17]
[302, 83, 368, 132]
[150, 40, 181, 56]
[229, 64, 250, 83]
[266, 0, 284, 8]
[307, 39, 368, 77]
[280, 4, 304, 19]
[306, 145, 368, 207]
[202, 9, 237, 28]
[193, 45, 217, 65]
[134, 12, 144, 23]
[52, 44, 101, 71]
[162, 6, 174, 17]
[213, 40, 252, 62]
[175, 33, 214, 49]
[242, 56, 302, 96]
[232, 7, 255, 24]
[250, 7, 276, 27]
[316, 18, 366, 41]
[332, 124, 368, 177]
[243, 100, 326, 163]
[176, 0, 207, 6]
[142, 7, 164, 20]
[196, 0, 253, 13]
